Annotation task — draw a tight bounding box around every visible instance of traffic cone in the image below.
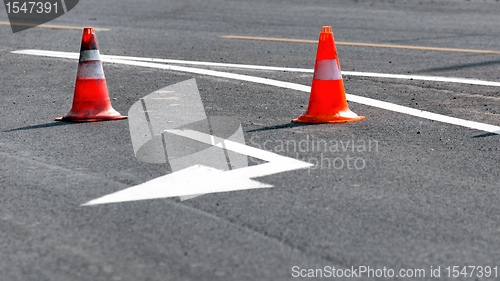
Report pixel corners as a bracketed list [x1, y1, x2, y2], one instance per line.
[293, 26, 364, 123]
[55, 27, 127, 122]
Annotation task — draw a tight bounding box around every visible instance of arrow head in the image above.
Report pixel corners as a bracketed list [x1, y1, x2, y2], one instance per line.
[82, 165, 272, 206]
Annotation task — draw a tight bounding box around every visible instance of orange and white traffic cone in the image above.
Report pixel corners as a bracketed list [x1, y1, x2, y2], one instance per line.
[293, 26, 364, 123]
[55, 27, 127, 122]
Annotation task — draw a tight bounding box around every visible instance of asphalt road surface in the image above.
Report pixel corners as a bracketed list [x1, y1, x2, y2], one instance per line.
[1, 0, 500, 280]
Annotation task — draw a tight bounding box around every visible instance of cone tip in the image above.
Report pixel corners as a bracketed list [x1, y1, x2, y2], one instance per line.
[321, 26, 332, 34]
[83, 27, 94, 34]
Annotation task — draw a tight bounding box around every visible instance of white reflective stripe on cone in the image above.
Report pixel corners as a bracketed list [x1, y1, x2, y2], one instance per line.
[313, 59, 342, 81]
[76, 61, 105, 79]
[79, 50, 100, 62]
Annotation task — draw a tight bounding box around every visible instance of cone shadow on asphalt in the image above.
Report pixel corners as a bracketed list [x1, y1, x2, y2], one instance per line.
[415, 59, 500, 73]
[246, 122, 315, 133]
[1, 121, 99, 132]
[472, 132, 500, 138]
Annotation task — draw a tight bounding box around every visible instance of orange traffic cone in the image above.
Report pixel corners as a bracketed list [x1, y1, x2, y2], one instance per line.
[293, 26, 364, 123]
[55, 27, 127, 122]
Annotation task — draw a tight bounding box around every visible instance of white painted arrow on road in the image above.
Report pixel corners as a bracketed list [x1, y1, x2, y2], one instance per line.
[82, 129, 313, 206]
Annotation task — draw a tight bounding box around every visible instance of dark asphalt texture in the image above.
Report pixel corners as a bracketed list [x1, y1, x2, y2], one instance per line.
[1, 0, 500, 280]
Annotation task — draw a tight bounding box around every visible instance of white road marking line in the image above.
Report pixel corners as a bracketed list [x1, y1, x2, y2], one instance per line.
[341, 71, 500, 87]
[167, 129, 313, 177]
[82, 164, 272, 206]
[12, 49, 500, 135]
[13, 50, 500, 87]
[101, 53, 313, 72]
[167, 129, 313, 178]
[83, 129, 313, 205]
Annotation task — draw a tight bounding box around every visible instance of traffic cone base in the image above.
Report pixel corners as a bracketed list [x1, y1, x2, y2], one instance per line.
[293, 26, 364, 124]
[55, 79, 126, 122]
[56, 27, 126, 122]
[293, 80, 364, 123]
[293, 112, 365, 123]
[55, 115, 127, 122]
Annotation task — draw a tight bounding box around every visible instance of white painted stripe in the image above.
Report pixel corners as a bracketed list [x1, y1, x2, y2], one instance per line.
[103, 54, 313, 72]
[165, 129, 313, 179]
[345, 94, 500, 134]
[98, 54, 500, 87]
[313, 59, 342, 81]
[341, 71, 500, 87]
[167, 129, 307, 163]
[14, 50, 309, 72]
[12, 49, 500, 134]
[165, 130, 314, 178]
[79, 50, 100, 62]
[76, 61, 105, 79]
[12, 49, 80, 60]
[12, 49, 500, 87]
[82, 165, 273, 206]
